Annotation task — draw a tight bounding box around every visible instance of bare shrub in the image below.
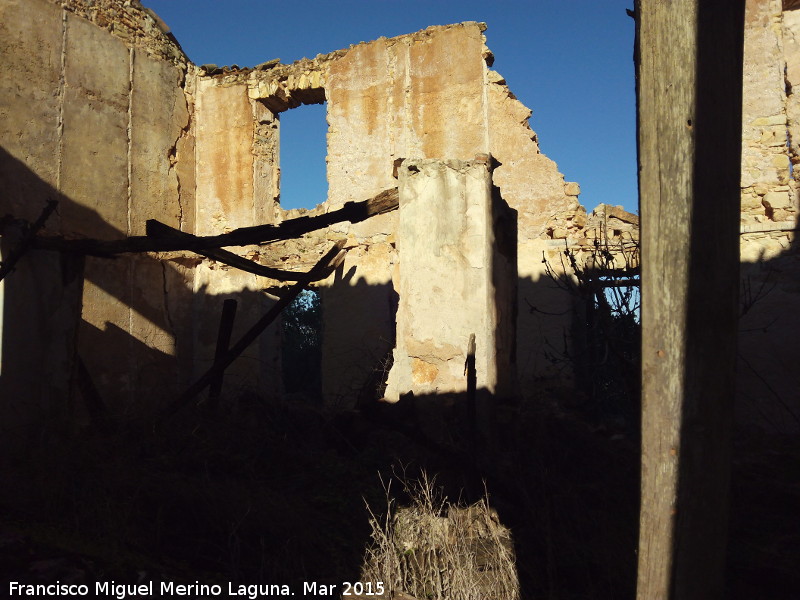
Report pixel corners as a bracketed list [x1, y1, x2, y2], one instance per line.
[361, 472, 519, 600]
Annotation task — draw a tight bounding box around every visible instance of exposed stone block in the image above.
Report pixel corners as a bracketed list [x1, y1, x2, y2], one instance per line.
[751, 114, 787, 126]
[762, 189, 792, 209]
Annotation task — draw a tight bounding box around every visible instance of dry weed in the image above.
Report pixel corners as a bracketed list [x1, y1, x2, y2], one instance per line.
[361, 472, 519, 600]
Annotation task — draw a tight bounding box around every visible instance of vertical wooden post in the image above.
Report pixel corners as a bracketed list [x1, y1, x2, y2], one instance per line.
[465, 333, 477, 449]
[208, 298, 238, 407]
[635, 1, 744, 598]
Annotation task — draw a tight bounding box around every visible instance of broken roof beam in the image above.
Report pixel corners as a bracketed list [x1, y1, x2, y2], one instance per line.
[146, 220, 324, 282]
[32, 188, 398, 256]
[161, 239, 348, 419]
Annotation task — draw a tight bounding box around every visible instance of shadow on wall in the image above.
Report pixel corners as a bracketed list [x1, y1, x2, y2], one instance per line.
[727, 215, 800, 599]
[737, 223, 800, 435]
[0, 145, 281, 437]
[319, 271, 398, 409]
[0, 144, 400, 431]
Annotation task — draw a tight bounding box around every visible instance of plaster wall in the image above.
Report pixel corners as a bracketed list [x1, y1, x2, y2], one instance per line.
[0, 0, 74, 427]
[0, 0, 195, 415]
[231, 23, 580, 403]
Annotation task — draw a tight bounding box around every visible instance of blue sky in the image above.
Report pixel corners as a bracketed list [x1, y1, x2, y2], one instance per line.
[145, 1, 637, 214]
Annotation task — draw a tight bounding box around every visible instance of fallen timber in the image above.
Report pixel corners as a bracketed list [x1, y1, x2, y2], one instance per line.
[161, 239, 348, 419]
[146, 220, 320, 281]
[32, 187, 398, 256]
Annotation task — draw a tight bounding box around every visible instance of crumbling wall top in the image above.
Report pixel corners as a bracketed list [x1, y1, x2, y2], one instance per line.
[54, 0, 188, 67]
[194, 22, 493, 114]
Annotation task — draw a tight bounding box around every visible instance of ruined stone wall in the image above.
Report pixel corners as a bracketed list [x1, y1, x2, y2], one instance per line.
[742, 0, 798, 227]
[737, 0, 800, 432]
[0, 3, 636, 418]
[194, 23, 585, 404]
[56, 0, 188, 67]
[179, 11, 800, 422]
[165, 6, 796, 424]
[740, 0, 799, 261]
[0, 0, 195, 419]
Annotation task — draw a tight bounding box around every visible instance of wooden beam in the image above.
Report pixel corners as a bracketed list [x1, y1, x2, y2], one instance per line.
[635, 1, 744, 599]
[207, 298, 238, 407]
[146, 220, 323, 281]
[465, 333, 477, 450]
[160, 240, 348, 419]
[33, 188, 398, 256]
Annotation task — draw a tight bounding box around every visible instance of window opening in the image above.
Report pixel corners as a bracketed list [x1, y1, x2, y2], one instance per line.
[278, 102, 328, 211]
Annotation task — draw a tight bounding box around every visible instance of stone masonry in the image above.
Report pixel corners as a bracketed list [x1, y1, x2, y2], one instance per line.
[736, 0, 800, 432]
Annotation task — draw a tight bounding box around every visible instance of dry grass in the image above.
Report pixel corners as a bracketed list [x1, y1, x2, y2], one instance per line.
[361, 472, 519, 600]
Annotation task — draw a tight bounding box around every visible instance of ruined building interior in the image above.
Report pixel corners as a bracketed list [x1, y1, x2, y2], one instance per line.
[1, 0, 797, 434]
[0, 0, 799, 594]
[0, 0, 627, 423]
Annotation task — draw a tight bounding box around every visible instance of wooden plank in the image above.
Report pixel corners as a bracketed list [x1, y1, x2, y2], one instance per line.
[160, 240, 348, 419]
[207, 298, 238, 407]
[635, 1, 744, 598]
[464, 333, 477, 449]
[146, 220, 323, 281]
[34, 188, 398, 256]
